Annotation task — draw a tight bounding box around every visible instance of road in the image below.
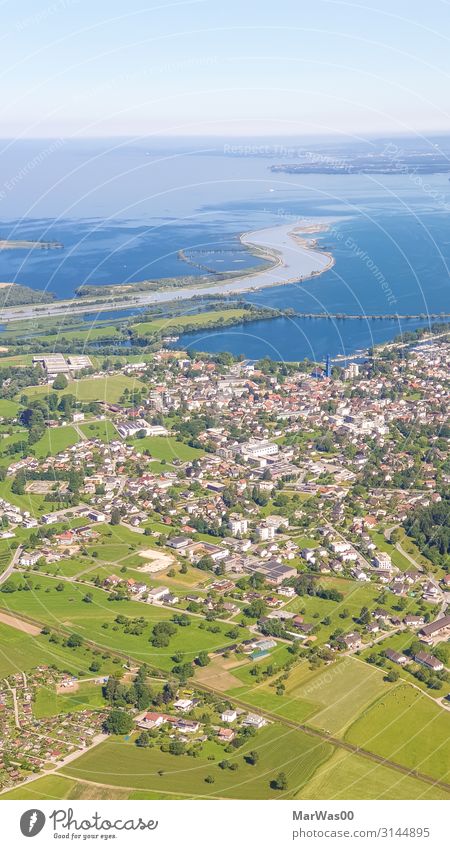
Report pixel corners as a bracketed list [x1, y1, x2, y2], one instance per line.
[0, 544, 23, 586]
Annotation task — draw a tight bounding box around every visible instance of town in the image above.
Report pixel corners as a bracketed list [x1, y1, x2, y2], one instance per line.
[0, 330, 448, 800]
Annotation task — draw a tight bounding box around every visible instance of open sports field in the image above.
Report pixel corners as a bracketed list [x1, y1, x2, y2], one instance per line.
[24, 374, 145, 404]
[32, 425, 80, 458]
[60, 723, 332, 799]
[129, 435, 204, 462]
[346, 684, 450, 782]
[226, 657, 391, 734]
[300, 748, 450, 800]
[0, 573, 236, 671]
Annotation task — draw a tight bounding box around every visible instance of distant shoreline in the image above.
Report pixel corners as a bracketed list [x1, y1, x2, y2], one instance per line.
[0, 220, 335, 322]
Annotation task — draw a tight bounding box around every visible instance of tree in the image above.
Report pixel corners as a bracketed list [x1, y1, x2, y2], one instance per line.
[136, 731, 151, 748]
[110, 507, 121, 526]
[104, 709, 134, 735]
[196, 651, 210, 667]
[66, 633, 83, 647]
[168, 740, 186, 756]
[271, 771, 288, 790]
[53, 374, 68, 390]
[246, 750, 259, 765]
[385, 668, 400, 682]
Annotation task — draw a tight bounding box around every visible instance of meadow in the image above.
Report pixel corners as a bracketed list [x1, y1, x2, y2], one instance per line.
[345, 684, 450, 782]
[300, 748, 450, 800]
[0, 573, 238, 670]
[79, 420, 118, 442]
[226, 656, 391, 734]
[23, 374, 145, 404]
[60, 723, 332, 799]
[33, 680, 107, 718]
[132, 309, 248, 337]
[129, 435, 204, 462]
[0, 621, 117, 678]
[32, 425, 80, 458]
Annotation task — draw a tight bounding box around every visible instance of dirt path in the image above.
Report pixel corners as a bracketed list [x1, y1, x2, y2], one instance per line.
[0, 611, 40, 635]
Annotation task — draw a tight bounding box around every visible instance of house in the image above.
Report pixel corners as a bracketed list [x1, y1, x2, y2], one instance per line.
[103, 574, 121, 587]
[419, 615, 450, 644]
[414, 651, 444, 672]
[147, 586, 171, 604]
[243, 713, 266, 729]
[175, 719, 199, 734]
[139, 712, 172, 729]
[338, 632, 362, 650]
[218, 727, 235, 742]
[385, 648, 408, 666]
[403, 614, 424, 628]
[221, 709, 237, 723]
[229, 517, 248, 536]
[173, 699, 194, 712]
[167, 536, 191, 550]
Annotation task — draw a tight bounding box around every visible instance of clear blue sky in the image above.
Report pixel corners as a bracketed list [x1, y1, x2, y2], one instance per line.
[2, 0, 450, 137]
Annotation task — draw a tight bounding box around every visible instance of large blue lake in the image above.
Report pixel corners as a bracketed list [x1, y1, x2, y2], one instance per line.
[0, 138, 449, 359]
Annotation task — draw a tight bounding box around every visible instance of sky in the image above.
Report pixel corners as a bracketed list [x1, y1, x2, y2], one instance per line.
[2, 0, 450, 138]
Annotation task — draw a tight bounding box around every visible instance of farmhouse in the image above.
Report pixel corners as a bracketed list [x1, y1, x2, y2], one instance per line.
[414, 651, 444, 672]
[418, 615, 450, 644]
[385, 648, 408, 666]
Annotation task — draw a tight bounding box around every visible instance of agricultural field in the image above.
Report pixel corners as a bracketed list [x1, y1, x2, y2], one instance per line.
[60, 723, 332, 799]
[345, 684, 450, 782]
[301, 749, 450, 800]
[226, 656, 392, 734]
[23, 374, 145, 404]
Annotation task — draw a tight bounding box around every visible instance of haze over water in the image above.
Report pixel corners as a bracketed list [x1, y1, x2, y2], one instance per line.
[0, 139, 449, 360]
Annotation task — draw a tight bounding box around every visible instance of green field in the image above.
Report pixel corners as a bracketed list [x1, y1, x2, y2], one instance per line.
[0, 621, 116, 678]
[0, 399, 20, 418]
[34, 680, 107, 718]
[0, 477, 48, 516]
[129, 435, 204, 462]
[0, 573, 238, 670]
[0, 774, 132, 801]
[60, 723, 332, 799]
[346, 684, 450, 781]
[79, 420, 118, 442]
[32, 425, 80, 458]
[370, 532, 411, 571]
[301, 748, 450, 800]
[132, 309, 248, 337]
[24, 374, 145, 404]
[227, 657, 391, 734]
